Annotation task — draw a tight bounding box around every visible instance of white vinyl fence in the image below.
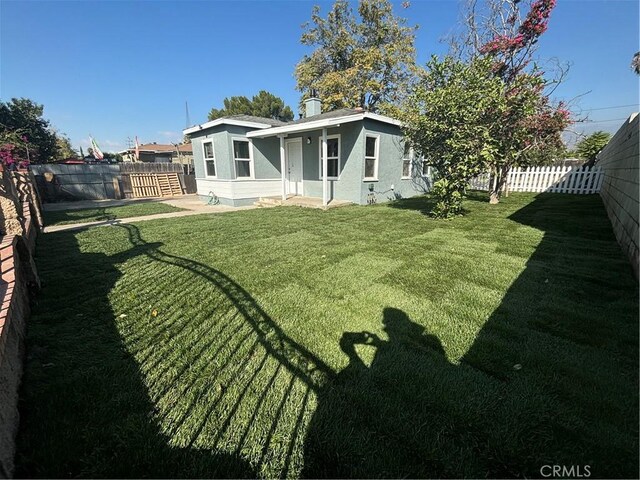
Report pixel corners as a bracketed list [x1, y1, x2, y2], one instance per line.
[471, 166, 604, 194]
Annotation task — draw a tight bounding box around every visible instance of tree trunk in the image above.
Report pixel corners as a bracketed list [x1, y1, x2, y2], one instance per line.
[489, 166, 510, 205]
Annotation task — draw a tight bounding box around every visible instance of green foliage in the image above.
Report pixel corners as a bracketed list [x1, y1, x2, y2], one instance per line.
[396, 57, 504, 217]
[250, 90, 294, 121]
[55, 134, 78, 159]
[398, 54, 571, 215]
[431, 178, 464, 218]
[295, 0, 417, 112]
[208, 90, 294, 121]
[0, 97, 59, 163]
[102, 152, 123, 162]
[448, 0, 570, 204]
[574, 131, 612, 162]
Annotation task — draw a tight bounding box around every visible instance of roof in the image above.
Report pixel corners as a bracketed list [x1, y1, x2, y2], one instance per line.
[183, 108, 402, 138]
[288, 108, 363, 124]
[183, 115, 288, 135]
[223, 114, 289, 127]
[122, 143, 193, 154]
[246, 110, 402, 139]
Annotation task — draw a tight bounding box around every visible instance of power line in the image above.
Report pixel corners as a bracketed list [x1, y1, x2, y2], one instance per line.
[583, 117, 631, 123]
[578, 104, 638, 112]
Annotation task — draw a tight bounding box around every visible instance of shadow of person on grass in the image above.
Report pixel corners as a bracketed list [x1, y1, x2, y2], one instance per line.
[302, 307, 449, 478]
[16, 192, 638, 479]
[301, 193, 638, 479]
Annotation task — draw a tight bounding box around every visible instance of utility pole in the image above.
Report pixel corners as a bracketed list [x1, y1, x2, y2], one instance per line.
[185, 101, 191, 129]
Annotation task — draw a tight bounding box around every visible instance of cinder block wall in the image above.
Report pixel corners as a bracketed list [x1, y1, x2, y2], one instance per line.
[0, 237, 31, 479]
[597, 114, 639, 278]
[0, 170, 40, 478]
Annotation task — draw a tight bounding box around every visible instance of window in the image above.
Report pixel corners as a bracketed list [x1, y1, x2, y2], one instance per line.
[402, 142, 412, 178]
[233, 139, 252, 178]
[203, 140, 216, 177]
[421, 158, 430, 177]
[364, 135, 379, 180]
[318, 135, 340, 179]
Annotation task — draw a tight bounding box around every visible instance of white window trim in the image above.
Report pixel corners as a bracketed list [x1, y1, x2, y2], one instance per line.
[401, 145, 413, 179]
[363, 134, 380, 181]
[231, 137, 254, 180]
[318, 134, 341, 180]
[420, 157, 431, 177]
[202, 139, 217, 179]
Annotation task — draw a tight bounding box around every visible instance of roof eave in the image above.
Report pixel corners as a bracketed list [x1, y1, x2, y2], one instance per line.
[246, 112, 402, 139]
[183, 118, 275, 135]
[246, 114, 362, 138]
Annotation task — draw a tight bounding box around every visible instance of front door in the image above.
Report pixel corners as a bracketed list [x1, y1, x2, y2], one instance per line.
[286, 139, 303, 196]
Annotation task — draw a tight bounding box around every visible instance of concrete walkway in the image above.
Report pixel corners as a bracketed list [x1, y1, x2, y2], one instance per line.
[44, 195, 255, 233]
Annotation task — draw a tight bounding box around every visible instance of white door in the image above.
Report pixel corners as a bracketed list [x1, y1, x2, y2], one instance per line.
[286, 139, 303, 196]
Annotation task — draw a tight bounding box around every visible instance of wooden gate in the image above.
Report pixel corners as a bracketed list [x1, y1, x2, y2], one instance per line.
[129, 173, 183, 198]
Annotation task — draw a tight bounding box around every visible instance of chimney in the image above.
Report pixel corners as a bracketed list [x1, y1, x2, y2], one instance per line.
[304, 97, 322, 118]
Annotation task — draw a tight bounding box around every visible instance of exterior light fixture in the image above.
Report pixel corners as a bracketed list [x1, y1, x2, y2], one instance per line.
[306, 137, 312, 145]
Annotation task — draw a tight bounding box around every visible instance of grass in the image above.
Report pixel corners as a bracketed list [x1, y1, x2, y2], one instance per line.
[17, 192, 638, 478]
[43, 202, 185, 226]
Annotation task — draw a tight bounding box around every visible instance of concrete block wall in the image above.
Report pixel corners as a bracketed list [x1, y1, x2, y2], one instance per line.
[0, 236, 32, 479]
[0, 169, 40, 478]
[596, 113, 639, 277]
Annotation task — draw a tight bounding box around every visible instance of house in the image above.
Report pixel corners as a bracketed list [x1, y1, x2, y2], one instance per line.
[183, 98, 431, 207]
[120, 143, 194, 167]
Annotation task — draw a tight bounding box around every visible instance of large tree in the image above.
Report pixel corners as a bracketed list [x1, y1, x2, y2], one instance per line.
[294, 0, 417, 113]
[399, 54, 569, 217]
[398, 57, 505, 217]
[0, 97, 59, 163]
[447, 0, 571, 203]
[208, 91, 294, 121]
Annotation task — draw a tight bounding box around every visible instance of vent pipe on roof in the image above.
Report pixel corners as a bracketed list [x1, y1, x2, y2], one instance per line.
[304, 97, 322, 118]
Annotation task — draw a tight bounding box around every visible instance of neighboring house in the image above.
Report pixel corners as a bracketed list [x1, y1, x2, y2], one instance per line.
[120, 143, 194, 167]
[183, 98, 431, 207]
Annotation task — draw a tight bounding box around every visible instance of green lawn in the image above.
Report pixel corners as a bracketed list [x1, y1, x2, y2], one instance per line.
[43, 202, 185, 226]
[17, 192, 638, 478]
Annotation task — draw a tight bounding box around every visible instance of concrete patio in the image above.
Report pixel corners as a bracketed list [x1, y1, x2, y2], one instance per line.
[254, 195, 352, 210]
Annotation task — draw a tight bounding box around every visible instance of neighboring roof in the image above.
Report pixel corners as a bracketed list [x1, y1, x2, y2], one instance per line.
[246, 109, 401, 139]
[183, 115, 288, 135]
[121, 143, 193, 154]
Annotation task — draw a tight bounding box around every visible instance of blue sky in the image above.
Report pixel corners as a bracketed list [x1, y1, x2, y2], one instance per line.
[1, 0, 638, 152]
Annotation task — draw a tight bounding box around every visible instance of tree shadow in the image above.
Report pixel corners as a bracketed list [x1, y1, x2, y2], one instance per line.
[16, 192, 638, 478]
[16, 223, 333, 478]
[43, 207, 117, 226]
[388, 190, 487, 217]
[302, 193, 638, 478]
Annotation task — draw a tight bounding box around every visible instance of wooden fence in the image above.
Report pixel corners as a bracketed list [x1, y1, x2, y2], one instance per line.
[120, 162, 184, 173]
[471, 166, 604, 194]
[32, 163, 196, 202]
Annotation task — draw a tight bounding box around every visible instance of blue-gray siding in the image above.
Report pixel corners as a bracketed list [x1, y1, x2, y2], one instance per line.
[191, 118, 431, 205]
